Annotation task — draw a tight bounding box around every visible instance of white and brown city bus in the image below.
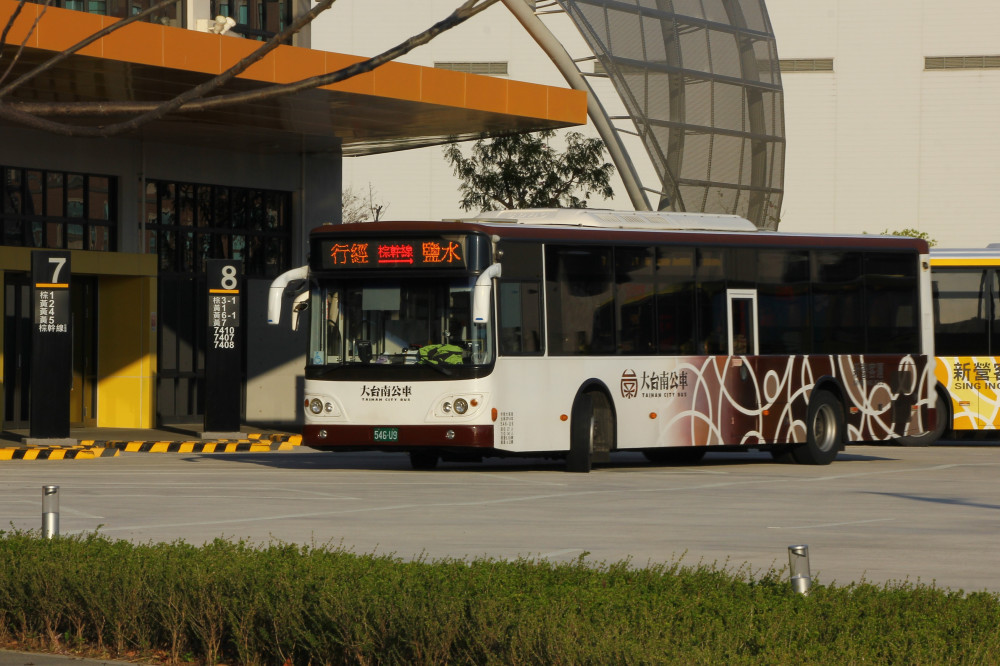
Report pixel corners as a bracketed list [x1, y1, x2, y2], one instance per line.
[897, 246, 1000, 444]
[268, 209, 936, 471]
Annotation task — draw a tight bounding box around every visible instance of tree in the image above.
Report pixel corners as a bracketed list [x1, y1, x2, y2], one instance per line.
[871, 228, 938, 247]
[342, 183, 389, 223]
[443, 129, 615, 211]
[0, 0, 498, 137]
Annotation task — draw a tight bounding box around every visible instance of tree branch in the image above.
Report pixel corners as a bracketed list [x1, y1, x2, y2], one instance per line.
[0, 0, 177, 97]
[0, 0, 27, 54]
[0, 0, 51, 91]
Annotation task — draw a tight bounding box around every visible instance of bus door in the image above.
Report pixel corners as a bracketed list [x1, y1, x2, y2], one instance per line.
[725, 288, 761, 438]
[933, 265, 1000, 430]
[726, 289, 758, 356]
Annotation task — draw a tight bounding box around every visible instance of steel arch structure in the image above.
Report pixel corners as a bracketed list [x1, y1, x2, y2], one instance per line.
[506, 0, 785, 230]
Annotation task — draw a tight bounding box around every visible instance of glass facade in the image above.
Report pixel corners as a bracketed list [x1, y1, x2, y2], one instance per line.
[553, 0, 785, 229]
[1, 166, 116, 251]
[144, 178, 292, 420]
[211, 0, 292, 40]
[45, 0, 181, 25]
[33, 0, 292, 39]
[143, 180, 291, 279]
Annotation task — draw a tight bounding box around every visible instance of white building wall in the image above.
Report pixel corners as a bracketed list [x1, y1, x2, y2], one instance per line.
[767, 0, 1000, 245]
[313, 1, 1000, 247]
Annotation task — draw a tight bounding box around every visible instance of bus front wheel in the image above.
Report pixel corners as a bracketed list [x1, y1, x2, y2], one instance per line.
[567, 390, 614, 473]
[409, 450, 439, 470]
[792, 390, 843, 465]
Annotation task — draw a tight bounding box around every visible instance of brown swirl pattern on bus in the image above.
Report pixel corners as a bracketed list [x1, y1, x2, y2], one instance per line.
[659, 355, 931, 447]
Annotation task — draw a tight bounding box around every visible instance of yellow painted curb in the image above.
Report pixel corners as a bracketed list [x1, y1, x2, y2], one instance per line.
[0, 445, 120, 460]
[1, 433, 300, 460]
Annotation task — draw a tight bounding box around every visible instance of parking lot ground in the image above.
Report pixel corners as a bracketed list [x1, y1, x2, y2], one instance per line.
[2, 440, 1000, 593]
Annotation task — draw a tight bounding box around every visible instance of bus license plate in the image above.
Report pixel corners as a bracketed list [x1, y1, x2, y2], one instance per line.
[373, 427, 398, 442]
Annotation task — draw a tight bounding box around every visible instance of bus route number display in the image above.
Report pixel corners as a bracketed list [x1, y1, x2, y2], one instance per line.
[208, 262, 241, 350]
[320, 236, 467, 270]
[211, 294, 238, 349]
[34, 255, 70, 334]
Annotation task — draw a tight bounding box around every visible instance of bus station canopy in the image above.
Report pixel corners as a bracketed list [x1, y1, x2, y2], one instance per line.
[0, 0, 587, 155]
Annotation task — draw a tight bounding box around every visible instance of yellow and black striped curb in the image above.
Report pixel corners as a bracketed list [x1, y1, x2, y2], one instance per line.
[96, 432, 302, 454]
[0, 433, 301, 460]
[0, 445, 120, 461]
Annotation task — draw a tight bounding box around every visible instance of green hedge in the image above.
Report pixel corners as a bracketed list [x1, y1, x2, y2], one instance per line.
[2, 531, 1000, 664]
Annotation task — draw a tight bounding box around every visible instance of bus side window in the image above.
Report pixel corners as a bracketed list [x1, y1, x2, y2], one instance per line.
[865, 252, 919, 353]
[545, 246, 614, 355]
[934, 268, 991, 356]
[992, 269, 1000, 355]
[499, 281, 542, 355]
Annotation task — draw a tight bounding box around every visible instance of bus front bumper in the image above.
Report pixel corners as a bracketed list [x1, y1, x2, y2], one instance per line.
[302, 424, 495, 451]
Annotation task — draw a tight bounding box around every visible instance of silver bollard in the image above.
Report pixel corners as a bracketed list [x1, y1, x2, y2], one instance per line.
[788, 544, 811, 595]
[42, 485, 59, 539]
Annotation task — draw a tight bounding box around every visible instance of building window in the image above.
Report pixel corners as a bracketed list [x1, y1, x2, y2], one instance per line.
[38, 0, 181, 26]
[1, 166, 117, 251]
[434, 62, 509, 77]
[211, 0, 293, 40]
[925, 56, 1000, 70]
[779, 58, 834, 72]
[145, 178, 293, 420]
[143, 179, 291, 279]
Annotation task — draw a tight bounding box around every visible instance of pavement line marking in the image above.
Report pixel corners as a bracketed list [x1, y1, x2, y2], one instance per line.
[65, 481, 781, 533]
[767, 517, 895, 530]
[538, 548, 585, 559]
[476, 473, 568, 486]
[807, 463, 1000, 482]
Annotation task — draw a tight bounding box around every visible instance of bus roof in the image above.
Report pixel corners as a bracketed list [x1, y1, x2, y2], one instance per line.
[930, 247, 1000, 267]
[452, 208, 758, 233]
[314, 211, 929, 253]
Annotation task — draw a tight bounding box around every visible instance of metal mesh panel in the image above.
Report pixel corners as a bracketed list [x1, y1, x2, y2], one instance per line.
[553, 0, 785, 229]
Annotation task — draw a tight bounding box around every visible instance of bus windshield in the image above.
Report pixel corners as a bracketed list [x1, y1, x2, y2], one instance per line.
[309, 277, 493, 367]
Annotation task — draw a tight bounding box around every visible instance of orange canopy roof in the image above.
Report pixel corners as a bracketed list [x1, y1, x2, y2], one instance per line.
[0, 0, 587, 154]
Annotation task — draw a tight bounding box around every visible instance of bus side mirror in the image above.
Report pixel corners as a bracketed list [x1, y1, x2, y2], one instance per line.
[267, 265, 310, 325]
[472, 263, 502, 325]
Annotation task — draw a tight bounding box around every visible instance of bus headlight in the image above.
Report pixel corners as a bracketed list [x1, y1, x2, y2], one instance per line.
[308, 398, 323, 414]
[431, 393, 486, 418]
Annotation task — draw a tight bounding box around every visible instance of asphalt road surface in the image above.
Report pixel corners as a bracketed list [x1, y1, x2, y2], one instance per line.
[3, 441, 1000, 593]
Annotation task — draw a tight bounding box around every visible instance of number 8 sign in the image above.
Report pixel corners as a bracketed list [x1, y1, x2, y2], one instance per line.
[204, 259, 243, 433]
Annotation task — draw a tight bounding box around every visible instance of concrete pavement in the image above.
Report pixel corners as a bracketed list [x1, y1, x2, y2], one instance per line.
[4, 438, 1000, 664]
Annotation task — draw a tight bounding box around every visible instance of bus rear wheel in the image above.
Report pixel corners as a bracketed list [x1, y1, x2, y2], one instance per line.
[567, 390, 614, 473]
[792, 390, 843, 465]
[895, 388, 949, 447]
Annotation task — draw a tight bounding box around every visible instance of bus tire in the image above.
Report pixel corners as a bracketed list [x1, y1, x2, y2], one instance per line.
[792, 390, 843, 465]
[567, 390, 614, 473]
[409, 450, 439, 470]
[643, 447, 706, 465]
[895, 388, 949, 446]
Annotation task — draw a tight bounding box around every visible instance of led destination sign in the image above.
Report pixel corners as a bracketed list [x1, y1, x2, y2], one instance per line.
[319, 236, 468, 270]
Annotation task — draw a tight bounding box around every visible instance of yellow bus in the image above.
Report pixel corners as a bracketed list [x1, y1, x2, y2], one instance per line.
[900, 247, 1000, 444]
